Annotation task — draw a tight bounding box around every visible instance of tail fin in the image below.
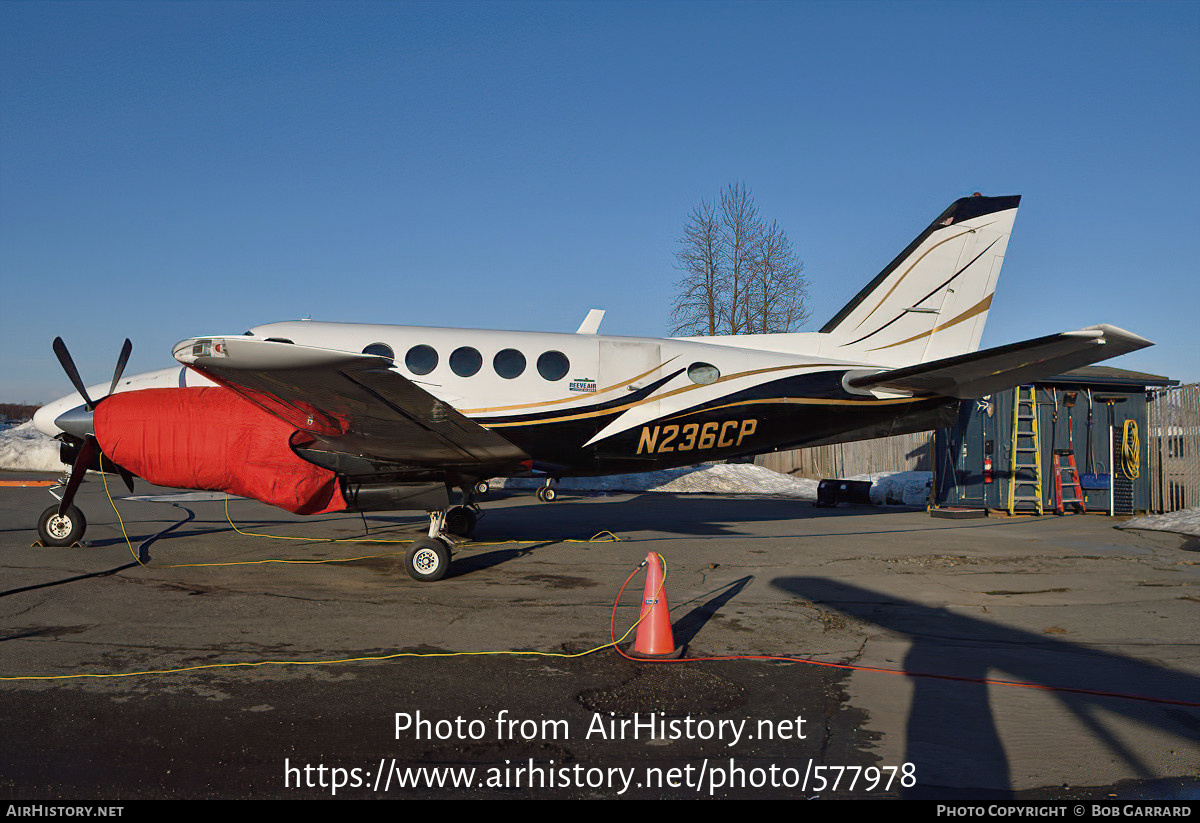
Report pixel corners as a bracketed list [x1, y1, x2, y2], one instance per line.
[822, 194, 1020, 366]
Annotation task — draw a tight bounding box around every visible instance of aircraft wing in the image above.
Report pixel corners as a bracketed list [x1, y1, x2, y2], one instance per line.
[846, 324, 1153, 399]
[173, 336, 528, 472]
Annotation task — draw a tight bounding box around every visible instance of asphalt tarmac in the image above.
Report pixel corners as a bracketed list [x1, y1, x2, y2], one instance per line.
[1, 475, 1197, 800]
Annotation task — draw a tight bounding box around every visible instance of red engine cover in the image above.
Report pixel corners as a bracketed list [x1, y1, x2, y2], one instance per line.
[94, 387, 346, 515]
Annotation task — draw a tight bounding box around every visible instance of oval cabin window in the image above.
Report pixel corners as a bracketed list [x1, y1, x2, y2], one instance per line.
[537, 351, 570, 381]
[687, 362, 720, 385]
[405, 345, 437, 375]
[493, 348, 526, 379]
[450, 346, 483, 377]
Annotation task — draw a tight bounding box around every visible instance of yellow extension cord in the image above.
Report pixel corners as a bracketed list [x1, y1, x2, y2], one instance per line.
[2, 478, 638, 681]
[1121, 419, 1140, 480]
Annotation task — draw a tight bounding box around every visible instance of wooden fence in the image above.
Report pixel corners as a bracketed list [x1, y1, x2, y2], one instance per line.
[754, 431, 932, 479]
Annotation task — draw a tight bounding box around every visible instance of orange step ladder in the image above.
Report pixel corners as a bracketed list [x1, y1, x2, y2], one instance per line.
[1052, 449, 1086, 515]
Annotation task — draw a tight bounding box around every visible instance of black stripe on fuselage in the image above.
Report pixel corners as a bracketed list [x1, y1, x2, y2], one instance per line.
[494, 369, 955, 475]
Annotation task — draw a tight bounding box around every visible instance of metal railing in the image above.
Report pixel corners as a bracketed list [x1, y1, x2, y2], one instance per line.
[1148, 383, 1200, 513]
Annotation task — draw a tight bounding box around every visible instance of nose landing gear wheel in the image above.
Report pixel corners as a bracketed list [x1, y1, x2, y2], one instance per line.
[404, 537, 451, 582]
[38, 504, 87, 546]
[536, 486, 558, 502]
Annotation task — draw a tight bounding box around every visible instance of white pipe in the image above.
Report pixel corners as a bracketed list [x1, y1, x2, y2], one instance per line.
[1109, 424, 1115, 517]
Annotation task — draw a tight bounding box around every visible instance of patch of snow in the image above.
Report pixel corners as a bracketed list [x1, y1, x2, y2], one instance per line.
[0, 421, 66, 472]
[846, 470, 933, 507]
[492, 463, 819, 499]
[1118, 507, 1200, 538]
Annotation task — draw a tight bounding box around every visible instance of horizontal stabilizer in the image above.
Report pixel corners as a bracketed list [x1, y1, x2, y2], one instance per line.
[846, 324, 1152, 399]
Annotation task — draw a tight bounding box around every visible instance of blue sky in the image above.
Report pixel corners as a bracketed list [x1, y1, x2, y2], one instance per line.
[2, 0, 1197, 402]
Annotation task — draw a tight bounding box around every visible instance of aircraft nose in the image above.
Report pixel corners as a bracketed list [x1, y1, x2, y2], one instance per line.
[32, 403, 65, 437]
[53, 404, 95, 439]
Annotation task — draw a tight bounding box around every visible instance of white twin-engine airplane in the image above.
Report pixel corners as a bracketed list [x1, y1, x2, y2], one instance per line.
[33, 194, 1150, 580]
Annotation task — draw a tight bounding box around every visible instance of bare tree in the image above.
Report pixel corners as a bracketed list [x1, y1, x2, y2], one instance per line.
[717, 182, 760, 335]
[670, 197, 723, 336]
[745, 219, 810, 334]
[670, 183, 809, 336]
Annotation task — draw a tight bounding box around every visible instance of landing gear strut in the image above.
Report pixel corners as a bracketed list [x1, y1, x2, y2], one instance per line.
[403, 483, 485, 581]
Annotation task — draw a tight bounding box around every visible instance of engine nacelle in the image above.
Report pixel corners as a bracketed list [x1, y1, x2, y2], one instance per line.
[94, 387, 346, 515]
[339, 481, 450, 513]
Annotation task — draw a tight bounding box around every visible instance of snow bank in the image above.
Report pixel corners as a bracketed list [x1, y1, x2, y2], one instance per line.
[847, 470, 933, 507]
[0, 421, 66, 472]
[495, 466, 930, 504]
[1118, 508, 1200, 539]
[493, 464, 821, 499]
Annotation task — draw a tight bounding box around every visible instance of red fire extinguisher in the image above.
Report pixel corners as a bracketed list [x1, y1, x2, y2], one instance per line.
[984, 456, 994, 484]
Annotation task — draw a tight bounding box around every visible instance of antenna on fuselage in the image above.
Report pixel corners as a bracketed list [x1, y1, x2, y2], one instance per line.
[575, 309, 605, 335]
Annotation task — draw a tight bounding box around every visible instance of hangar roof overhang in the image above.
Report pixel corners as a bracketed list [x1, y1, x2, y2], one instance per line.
[1038, 366, 1177, 390]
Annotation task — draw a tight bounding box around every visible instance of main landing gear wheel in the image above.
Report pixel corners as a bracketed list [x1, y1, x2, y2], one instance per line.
[38, 504, 87, 547]
[473, 480, 490, 497]
[536, 486, 558, 503]
[404, 537, 452, 582]
[445, 505, 477, 538]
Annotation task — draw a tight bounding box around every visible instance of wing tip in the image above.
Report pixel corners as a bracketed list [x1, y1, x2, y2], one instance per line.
[1068, 324, 1154, 351]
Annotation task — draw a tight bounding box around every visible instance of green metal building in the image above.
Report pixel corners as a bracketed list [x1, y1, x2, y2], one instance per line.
[933, 367, 1176, 515]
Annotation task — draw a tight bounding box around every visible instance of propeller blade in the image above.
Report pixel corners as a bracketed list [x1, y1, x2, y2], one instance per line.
[52, 337, 96, 410]
[108, 338, 132, 398]
[118, 466, 135, 494]
[58, 436, 97, 516]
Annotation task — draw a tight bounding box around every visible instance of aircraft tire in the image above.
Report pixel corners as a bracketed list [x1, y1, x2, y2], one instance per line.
[474, 480, 489, 497]
[38, 504, 86, 547]
[405, 537, 451, 582]
[538, 487, 558, 503]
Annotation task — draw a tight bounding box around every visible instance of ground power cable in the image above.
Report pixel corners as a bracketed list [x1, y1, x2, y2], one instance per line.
[96, 471, 616, 570]
[9, 480, 1197, 710]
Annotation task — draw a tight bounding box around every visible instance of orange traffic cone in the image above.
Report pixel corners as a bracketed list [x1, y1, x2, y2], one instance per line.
[627, 552, 685, 659]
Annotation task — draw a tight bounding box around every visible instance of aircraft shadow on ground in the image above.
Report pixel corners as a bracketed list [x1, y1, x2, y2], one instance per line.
[772, 577, 1200, 799]
[59, 494, 1065, 581]
[471, 494, 1041, 542]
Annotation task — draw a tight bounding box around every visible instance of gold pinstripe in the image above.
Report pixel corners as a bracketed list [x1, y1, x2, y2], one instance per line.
[458, 357, 678, 414]
[852, 227, 976, 330]
[866, 294, 993, 352]
[482, 363, 859, 428]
